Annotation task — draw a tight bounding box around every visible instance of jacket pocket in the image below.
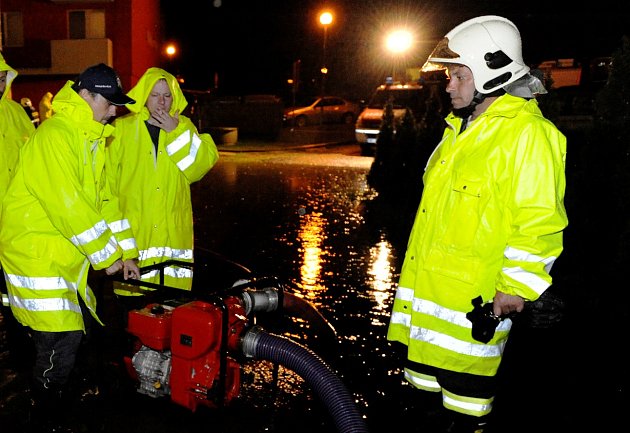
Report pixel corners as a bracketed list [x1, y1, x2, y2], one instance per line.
[424, 247, 480, 284]
[440, 174, 487, 250]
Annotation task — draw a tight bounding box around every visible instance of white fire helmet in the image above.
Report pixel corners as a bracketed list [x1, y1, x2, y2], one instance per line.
[422, 15, 530, 94]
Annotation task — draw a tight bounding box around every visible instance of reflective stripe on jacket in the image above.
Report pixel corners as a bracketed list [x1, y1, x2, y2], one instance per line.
[0, 80, 137, 332]
[387, 94, 568, 376]
[108, 67, 219, 293]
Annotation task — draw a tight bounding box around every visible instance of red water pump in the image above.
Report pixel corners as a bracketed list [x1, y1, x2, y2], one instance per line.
[124, 294, 251, 412]
[117, 274, 369, 433]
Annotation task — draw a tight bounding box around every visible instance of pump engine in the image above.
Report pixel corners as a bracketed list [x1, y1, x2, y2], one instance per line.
[125, 297, 244, 410]
[123, 280, 280, 412]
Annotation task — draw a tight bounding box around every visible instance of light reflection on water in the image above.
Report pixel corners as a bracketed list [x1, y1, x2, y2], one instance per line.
[367, 237, 395, 316]
[295, 211, 326, 306]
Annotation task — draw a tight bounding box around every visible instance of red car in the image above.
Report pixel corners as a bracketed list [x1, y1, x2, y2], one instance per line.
[283, 96, 361, 127]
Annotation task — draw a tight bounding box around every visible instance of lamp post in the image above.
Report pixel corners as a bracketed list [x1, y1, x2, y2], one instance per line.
[319, 11, 333, 95]
[385, 29, 413, 81]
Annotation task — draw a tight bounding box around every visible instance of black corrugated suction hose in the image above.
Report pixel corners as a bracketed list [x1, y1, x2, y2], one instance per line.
[242, 327, 369, 433]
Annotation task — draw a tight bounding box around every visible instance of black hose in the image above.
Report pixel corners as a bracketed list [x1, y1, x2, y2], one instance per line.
[243, 327, 368, 433]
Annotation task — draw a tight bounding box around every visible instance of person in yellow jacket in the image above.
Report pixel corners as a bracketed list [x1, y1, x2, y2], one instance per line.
[386, 16, 568, 433]
[107, 67, 218, 302]
[0, 52, 35, 207]
[0, 52, 38, 368]
[0, 63, 140, 432]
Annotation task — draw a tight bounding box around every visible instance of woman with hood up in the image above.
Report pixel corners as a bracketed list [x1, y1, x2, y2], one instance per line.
[107, 67, 219, 300]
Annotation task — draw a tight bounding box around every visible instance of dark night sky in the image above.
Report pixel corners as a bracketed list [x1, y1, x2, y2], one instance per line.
[160, 0, 629, 101]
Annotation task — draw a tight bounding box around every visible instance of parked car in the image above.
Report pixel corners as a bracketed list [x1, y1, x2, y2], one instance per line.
[283, 96, 361, 127]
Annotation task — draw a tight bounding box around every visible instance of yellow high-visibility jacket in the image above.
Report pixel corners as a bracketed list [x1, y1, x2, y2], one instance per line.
[0, 53, 36, 203]
[387, 94, 568, 377]
[108, 68, 218, 292]
[0, 80, 138, 332]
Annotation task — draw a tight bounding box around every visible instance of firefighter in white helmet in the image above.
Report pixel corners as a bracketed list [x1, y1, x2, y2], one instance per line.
[387, 15, 567, 433]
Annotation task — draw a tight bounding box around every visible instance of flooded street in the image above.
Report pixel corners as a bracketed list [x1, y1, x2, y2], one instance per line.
[188, 147, 412, 431]
[1, 144, 626, 432]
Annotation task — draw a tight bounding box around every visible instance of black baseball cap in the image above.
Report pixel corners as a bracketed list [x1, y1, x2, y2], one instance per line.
[75, 63, 135, 106]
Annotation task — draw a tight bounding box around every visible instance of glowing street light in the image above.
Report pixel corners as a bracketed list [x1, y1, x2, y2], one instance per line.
[165, 43, 177, 58]
[164, 42, 178, 73]
[385, 29, 413, 80]
[386, 30, 412, 53]
[319, 11, 333, 95]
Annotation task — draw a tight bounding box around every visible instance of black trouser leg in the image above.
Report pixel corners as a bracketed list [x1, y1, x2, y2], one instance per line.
[30, 330, 83, 390]
[28, 330, 82, 433]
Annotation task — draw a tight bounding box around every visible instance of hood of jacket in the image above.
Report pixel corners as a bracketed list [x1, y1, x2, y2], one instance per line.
[0, 52, 18, 103]
[51, 80, 115, 140]
[125, 67, 188, 120]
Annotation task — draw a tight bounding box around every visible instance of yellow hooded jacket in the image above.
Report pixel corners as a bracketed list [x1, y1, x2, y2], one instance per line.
[0, 52, 36, 203]
[39, 91, 55, 123]
[387, 94, 568, 378]
[108, 68, 218, 292]
[0, 80, 139, 332]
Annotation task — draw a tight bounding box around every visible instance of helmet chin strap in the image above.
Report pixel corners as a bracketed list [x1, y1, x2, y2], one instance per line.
[452, 91, 488, 133]
[452, 90, 488, 119]
[472, 90, 486, 105]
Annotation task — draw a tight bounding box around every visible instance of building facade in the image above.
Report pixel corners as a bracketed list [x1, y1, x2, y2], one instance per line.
[1, 0, 162, 106]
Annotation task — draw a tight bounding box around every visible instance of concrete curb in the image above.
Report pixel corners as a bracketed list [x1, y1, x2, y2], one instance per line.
[217, 139, 354, 153]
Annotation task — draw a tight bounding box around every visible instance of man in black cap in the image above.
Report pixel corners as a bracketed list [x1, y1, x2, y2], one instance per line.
[0, 63, 140, 433]
[71, 62, 136, 122]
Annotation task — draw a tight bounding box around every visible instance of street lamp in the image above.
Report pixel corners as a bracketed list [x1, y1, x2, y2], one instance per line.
[164, 42, 178, 72]
[165, 44, 177, 58]
[319, 11, 333, 95]
[385, 29, 413, 81]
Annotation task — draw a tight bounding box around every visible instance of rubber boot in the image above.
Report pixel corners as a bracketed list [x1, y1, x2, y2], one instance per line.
[444, 412, 489, 433]
[29, 384, 75, 433]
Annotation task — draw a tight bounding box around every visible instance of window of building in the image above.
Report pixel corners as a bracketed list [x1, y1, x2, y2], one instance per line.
[2, 11, 25, 48]
[68, 10, 105, 39]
